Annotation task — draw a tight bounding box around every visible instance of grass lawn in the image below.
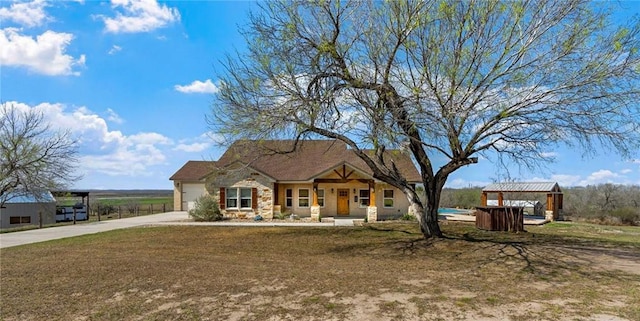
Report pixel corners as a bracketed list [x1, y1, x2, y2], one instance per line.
[1, 221, 639, 321]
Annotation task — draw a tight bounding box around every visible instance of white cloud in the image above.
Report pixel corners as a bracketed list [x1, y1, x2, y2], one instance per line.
[174, 79, 219, 94]
[620, 169, 632, 175]
[174, 142, 210, 153]
[108, 45, 122, 55]
[0, 0, 48, 28]
[0, 28, 85, 76]
[578, 169, 622, 186]
[101, 0, 180, 34]
[106, 108, 123, 124]
[2, 101, 172, 177]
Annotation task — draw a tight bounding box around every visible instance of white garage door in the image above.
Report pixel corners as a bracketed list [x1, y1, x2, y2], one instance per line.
[182, 183, 207, 211]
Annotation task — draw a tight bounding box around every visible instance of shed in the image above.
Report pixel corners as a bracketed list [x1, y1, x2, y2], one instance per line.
[481, 182, 563, 220]
[0, 191, 57, 229]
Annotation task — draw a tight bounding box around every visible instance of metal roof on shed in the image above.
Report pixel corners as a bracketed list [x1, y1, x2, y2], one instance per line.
[482, 182, 561, 193]
[2, 191, 56, 204]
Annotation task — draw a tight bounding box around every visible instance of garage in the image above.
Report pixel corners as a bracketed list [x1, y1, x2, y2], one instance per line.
[181, 183, 207, 211]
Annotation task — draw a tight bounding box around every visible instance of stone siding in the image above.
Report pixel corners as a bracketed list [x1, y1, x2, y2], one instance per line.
[208, 166, 274, 219]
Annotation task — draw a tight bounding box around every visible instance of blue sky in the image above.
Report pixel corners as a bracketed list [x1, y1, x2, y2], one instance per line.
[1, 0, 639, 190]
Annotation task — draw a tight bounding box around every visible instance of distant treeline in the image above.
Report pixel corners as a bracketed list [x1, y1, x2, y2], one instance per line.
[437, 184, 640, 225]
[82, 190, 173, 198]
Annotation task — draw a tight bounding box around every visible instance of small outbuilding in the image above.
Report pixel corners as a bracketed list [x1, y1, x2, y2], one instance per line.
[481, 182, 563, 221]
[0, 191, 57, 229]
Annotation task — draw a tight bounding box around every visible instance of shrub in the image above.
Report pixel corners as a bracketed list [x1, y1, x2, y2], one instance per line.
[400, 213, 417, 221]
[609, 207, 640, 226]
[189, 195, 223, 222]
[93, 201, 116, 216]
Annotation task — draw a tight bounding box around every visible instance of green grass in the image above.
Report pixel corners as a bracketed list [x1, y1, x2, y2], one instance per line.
[1, 221, 639, 321]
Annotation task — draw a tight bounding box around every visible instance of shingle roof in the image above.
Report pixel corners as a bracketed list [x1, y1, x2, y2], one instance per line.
[482, 182, 561, 193]
[169, 161, 217, 181]
[171, 140, 421, 183]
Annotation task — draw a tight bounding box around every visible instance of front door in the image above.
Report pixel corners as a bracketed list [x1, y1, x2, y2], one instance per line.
[337, 189, 349, 215]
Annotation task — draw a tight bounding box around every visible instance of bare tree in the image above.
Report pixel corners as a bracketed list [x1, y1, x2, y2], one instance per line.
[210, 0, 640, 238]
[0, 104, 80, 207]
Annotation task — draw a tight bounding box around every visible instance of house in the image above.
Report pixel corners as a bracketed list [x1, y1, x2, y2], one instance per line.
[170, 140, 422, 221]
[0, 191, 56, 229]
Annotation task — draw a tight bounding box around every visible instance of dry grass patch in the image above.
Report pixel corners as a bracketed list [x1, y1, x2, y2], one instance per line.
[1, 221, 639, 321]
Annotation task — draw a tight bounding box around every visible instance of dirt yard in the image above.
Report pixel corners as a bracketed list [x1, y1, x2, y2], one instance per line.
[1, 221, 639, 321]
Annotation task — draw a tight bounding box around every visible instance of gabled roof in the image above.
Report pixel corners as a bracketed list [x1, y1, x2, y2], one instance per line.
[171, 140, 421, 183]
[482, 182, 561, 193]
[169, 161, 217, 181]
[217, 140, 421, 182]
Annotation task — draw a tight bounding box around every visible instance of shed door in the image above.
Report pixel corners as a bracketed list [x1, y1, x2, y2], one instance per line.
[182, 183, 207, 211]
[337, 189, 349, 216]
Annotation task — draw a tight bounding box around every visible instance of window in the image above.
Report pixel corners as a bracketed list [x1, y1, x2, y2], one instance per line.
[359, 189, 370, 207]
[317, 189, 325, 207]
[9, 216, 30, 224]
[383, 189, 394, 208]
[226, 188, 238, 208]
[285, 189, 293, 207]
[240, 188, 252, 208]
[298, 189, 310, 207]
[226, 188, 252, 209]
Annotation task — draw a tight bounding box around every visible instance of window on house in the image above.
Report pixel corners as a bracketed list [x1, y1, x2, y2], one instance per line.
[226, 188, 252, 209]
[285, 188, 293, 207]
[359, 189, 370, 207]
[317, 189, 325, 207]
[240, 188, 252, 208]
[298, 188, 310, 207]
[383, 189, 394, 208]
[10, 216, 20, 224]
[21, 216, 31, 223]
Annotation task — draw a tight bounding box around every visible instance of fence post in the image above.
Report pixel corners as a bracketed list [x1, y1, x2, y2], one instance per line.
[149, 204, 152, 214]
[118, 206, 122, 219]
[73, 207, 76, 225]
[163, 203, 166, 213]
[97, 205, 101, 222]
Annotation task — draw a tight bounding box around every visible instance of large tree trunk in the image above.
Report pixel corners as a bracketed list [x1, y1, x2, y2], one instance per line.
[405, 186, 443, 239]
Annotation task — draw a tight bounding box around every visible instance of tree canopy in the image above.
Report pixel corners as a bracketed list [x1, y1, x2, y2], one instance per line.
[0, 104, 79, 206]
[210, 0, 640, 238]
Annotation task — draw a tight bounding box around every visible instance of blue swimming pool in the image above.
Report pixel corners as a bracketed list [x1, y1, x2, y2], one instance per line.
[438, 208, 471, 214]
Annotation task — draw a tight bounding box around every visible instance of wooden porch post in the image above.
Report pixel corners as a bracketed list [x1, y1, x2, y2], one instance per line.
[369, 181, 376, 206]
[312, 182, 319, 207]
[498, 193, 504, 206]
[481, 193, 488, 206]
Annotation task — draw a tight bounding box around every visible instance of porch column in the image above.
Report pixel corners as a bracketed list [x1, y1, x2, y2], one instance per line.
[367, 180, 377, 222]
[545, 193, 554, 221]
[310, 182, 321, 222]
[481, 193, 487, 206]
[497, 193, 504, 206]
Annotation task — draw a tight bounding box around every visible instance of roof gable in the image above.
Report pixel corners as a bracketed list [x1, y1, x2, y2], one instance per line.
[169, 161, 217, 181]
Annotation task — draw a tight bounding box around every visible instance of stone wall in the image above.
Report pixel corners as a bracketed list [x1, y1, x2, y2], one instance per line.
[207, 166, 274, 219]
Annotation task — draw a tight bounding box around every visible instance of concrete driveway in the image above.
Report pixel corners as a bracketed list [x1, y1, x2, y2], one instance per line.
[0, 211, 191, 249]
